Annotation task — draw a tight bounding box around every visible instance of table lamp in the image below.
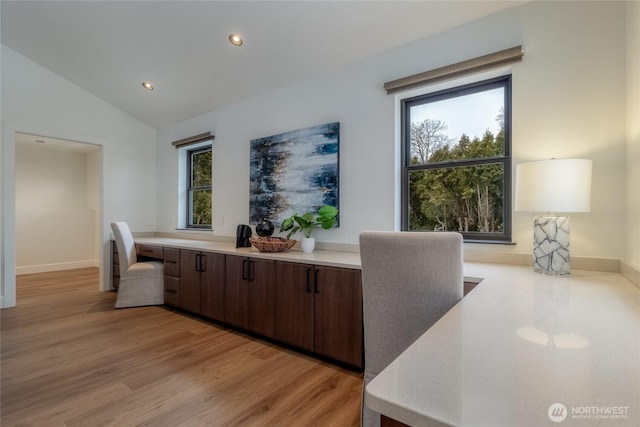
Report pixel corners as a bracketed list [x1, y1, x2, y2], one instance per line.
[515, 158, 592, 275]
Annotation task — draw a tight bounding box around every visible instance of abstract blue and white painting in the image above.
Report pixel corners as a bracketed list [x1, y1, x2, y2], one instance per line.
[249, 122, 339, 225]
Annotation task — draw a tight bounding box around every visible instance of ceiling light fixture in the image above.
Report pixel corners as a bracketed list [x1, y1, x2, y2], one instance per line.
[142, 81, 154, 91]
[228, 33, 243, 46]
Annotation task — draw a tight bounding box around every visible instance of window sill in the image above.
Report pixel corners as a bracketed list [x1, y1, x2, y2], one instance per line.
[175, 227, 212, 232]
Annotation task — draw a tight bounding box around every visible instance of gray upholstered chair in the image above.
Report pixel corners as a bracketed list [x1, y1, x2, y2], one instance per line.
[359, 231, 464, 427]
[111, 221, 164, 308]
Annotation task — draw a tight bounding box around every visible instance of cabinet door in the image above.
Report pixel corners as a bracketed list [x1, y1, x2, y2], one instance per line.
[201, 252, 226, 321]
[314, 266, 363, 368]
[275, 261, 314, 351]
[248, 258, 276, 338]
[225, 255, 249, 329]
[179, 250, 202, 314]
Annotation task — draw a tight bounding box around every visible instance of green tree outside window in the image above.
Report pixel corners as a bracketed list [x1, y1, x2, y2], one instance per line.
[402, 76, 512, 242]
[188, 146, 212, 228]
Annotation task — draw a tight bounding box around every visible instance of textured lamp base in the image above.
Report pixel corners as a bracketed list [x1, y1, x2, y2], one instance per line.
[532, 216, 571, 275]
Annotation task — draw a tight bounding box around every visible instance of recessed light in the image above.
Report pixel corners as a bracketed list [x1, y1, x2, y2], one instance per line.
[142, 81, 154, 91]
[35, 139, 46, 144]
[228, 33, 243, 46]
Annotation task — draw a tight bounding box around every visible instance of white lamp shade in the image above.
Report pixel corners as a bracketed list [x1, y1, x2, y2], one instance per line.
[515, 159, 592, 213]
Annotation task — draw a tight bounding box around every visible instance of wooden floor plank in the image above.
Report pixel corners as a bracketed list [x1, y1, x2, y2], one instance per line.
[1, 268, 363, 426]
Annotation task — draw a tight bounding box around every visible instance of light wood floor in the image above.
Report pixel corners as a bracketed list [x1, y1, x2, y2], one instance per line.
[1, 268, 363, 426]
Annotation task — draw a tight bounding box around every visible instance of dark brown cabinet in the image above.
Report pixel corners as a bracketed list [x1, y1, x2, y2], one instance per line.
[275, 261, 363, 368]
[135, 243, 164, 260]
[163, 248, 181, 307]
[200, 252, 226, 321]
[111, 241, 120, 289]
[225, 255, 276, 338]
[314, 266, 363, 367]
[171, 250, 226, 318]
[111, 241, 364, 369]
[178, 250, 203, 314]
[275, 262, 315, 351]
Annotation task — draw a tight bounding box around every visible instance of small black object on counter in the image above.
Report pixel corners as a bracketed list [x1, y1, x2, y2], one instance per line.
[255, 219, 275, 237]
[236, 224, 252, 248]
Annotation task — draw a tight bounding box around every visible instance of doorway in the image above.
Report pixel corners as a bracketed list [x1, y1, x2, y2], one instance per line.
[12, 132, 104, 302]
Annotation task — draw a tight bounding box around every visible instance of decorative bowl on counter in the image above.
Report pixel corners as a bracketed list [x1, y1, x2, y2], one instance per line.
[249, 236, 296, 252]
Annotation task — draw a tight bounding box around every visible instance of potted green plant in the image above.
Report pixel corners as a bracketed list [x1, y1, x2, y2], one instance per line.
[279, 205, 339, 252]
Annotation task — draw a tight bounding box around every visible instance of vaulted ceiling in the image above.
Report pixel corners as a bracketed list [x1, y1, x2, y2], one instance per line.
[2, 1, 526, 128]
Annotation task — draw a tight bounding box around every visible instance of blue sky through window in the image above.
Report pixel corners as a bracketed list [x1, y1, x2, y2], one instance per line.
[410, 87, 503, 144]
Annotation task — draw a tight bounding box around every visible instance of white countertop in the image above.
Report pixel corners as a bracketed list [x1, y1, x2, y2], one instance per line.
[133, 237, 363, 270]
[365, 263, 640, 427]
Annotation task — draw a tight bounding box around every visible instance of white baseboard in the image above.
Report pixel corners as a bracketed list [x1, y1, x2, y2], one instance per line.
[620, 259, 640, 289]
[16, 260, 100, 275]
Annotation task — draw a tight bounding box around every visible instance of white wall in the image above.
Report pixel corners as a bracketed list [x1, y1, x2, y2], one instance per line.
[157, 1, 627, 263]
[87, 149, 102, 264]
[625, 1, 640, 274]
[15, 141, 99, 274]
[1, 46, 158, 306]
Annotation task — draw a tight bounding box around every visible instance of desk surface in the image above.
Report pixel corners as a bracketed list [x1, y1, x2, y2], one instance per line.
[134, 237, 362, 269]
[365, 263, 640, 427]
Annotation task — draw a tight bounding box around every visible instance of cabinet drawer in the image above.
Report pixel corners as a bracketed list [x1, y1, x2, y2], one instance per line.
[136, 244, 164, 260]
[112, 241, 120, 264]
[164, 276, 180, 306]
[163, 248, 180, 277]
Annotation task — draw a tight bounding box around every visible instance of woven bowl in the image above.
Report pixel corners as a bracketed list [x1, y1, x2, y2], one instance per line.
[249, 236, 297, 252]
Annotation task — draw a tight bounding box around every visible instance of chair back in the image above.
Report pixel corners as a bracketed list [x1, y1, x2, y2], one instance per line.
[111, 222, 137, 271]
[359, 230, 463, 377]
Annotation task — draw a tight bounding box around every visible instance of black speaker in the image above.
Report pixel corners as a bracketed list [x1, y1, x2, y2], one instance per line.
[236, 224, 252, 248]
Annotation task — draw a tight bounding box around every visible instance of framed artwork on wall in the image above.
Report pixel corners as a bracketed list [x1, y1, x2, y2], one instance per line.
[249, 122, 339, 225]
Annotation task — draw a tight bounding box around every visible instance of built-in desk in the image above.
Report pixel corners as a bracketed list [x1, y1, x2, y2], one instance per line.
[132, 237, 363, 269]
[365, 263, 640, 427]
[113, 237, 365, 368]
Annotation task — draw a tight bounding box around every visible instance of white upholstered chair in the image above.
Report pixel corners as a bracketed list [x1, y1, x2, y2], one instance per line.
[111, 221, 164, 308]
[359, 231, 464, 427]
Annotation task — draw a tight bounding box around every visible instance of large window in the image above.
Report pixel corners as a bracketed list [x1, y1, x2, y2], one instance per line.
[187, 145, 212, 229]
[401, 76, 512, 242]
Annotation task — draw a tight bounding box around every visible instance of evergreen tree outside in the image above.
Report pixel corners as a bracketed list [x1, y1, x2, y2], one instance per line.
[404, 77, 511, 241]
[189, 147, 212, 227]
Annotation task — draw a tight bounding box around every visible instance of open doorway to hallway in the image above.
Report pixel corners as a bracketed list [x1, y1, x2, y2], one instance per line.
[14, 132, 102, 285]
